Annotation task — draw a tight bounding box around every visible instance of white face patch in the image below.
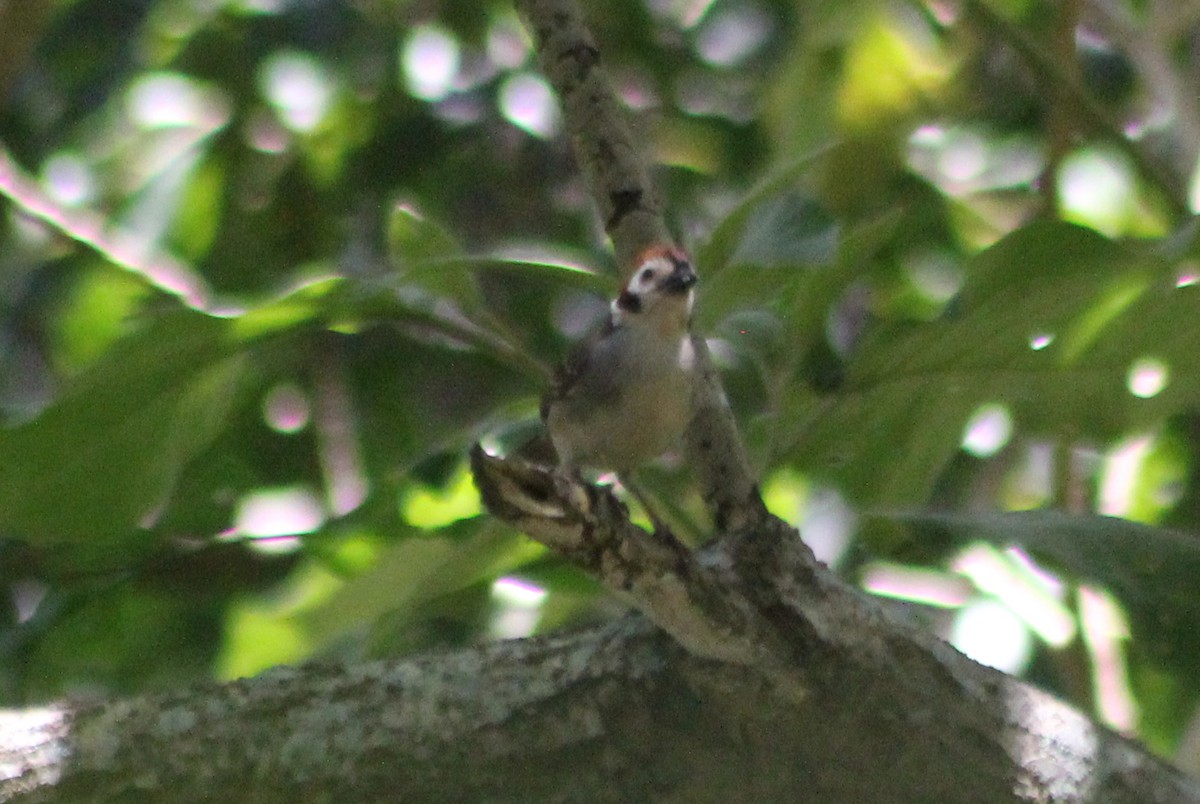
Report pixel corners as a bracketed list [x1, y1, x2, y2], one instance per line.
[628, 257, 674, 297]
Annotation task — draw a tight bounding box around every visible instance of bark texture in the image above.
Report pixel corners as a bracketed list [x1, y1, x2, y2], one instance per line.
[3, 564, 1198, 802]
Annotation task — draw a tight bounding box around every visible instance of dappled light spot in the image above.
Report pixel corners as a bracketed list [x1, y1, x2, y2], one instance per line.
[836, 11, 950, 130]
[761, 468, 807, 523]
[695, 3, 773, 67]
[664, 0, 719, 28]
[1078, 586, 1137, 732]
[259, 52, 333, 133]
[906, 124, 1043, 199]
[263, 383, 310, 433]
[614, 69, 659, 111]
[0, 708, 66, 786]
[961, 403, 1012, 457]
[127, 72, 230, 130]
[41, 153, 94, 207]
[903, 249, 962, 304]
[1028, 332, 1054, 351]
[218, 595, 312, 681]
[1176, 266, 1200, 288]
[231, 0, 283, 12]
[861, 562, 973, 608]
[1005, 442, 1055, 510]
[244, 110, 289, 154]
[401, 465, 482, 529]
[800, 486, 854, 568]
[402, 24, 461, 102]
[952, 543, 1075, 648]
[1003, 684, 1100, 799]
[12, 579, 48, 625]
[499, 73, 560, 138]
[909, 122, 945, 147]
[1098, 435, 1153, 517]
[490, 577, 547, 639]
[1058, 148, 1134, 237]
[950, 598, 1032, 673]
[234, 486, 324, 546]
[486, 14, 529, 69]
[937, 128, 987, 185]
[1126, 357, 1168, 399]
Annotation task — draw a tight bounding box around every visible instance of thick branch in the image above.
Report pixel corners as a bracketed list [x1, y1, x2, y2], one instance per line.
[6, 554, 1199, 803]
[469, 473, 1200, 801]
[470, 446, 794, 674]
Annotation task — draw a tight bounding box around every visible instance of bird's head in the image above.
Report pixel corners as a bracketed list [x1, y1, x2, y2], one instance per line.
[612, 245, 697, 331]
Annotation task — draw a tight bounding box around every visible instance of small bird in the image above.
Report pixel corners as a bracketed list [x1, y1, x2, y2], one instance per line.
[541, 244, 698, 475]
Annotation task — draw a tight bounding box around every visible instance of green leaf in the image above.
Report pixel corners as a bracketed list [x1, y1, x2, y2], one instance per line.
[387, 204, 481, 309]
[0, 311, 246, 545]
[728, 191, 840, 268]
[698, 145, 834, 276]
[300, 517, 541, 650]
[780, 221, 1190, 504]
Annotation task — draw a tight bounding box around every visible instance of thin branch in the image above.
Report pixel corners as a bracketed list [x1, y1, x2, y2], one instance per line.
[512, 0, 766, 533]
[513, 0, 671, 277]
[1038, 0, 1082, 217]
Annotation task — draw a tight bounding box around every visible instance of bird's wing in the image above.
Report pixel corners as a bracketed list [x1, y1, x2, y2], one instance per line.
[540, 317, 623, 421]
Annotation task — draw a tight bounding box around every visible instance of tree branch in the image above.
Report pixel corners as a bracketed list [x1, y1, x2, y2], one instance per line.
[514, 0, 670, 276]
[6, 548, 1199, 802]
[513, 0, 765, 532]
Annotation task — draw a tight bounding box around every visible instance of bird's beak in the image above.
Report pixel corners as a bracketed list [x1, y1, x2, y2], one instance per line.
[662, 260, 697, 294]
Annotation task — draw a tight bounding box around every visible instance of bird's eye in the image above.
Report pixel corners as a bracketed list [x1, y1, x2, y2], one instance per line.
[639, 267, 655, 283]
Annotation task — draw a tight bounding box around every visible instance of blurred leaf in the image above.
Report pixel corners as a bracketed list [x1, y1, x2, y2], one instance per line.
[387, 204, 480, 308]
[346, 325, 536, 477]
[26, 582, 223, 698]
[728, 191, 840, 268]
[170, 155, 225, 261]
[366, 581, 493, 657]
[780, 221, 1191, 504]
[216, 558, 344, 681]
[387, 204, 459, 267]
[231, 275, 343, 340]
[0, 310, 247, 546]
[835, 7, 950, 132]
[52, 262, 153, 372]
[400, 463, 481, 529]
[300, 517, 541, 650]
[698, 145, 833, 275]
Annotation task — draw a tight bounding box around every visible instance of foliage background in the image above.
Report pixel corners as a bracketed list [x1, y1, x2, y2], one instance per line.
[2, 0, 1200, 770]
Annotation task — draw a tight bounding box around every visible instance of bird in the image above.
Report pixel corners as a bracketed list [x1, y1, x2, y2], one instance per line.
[540, 244, 698, 476]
